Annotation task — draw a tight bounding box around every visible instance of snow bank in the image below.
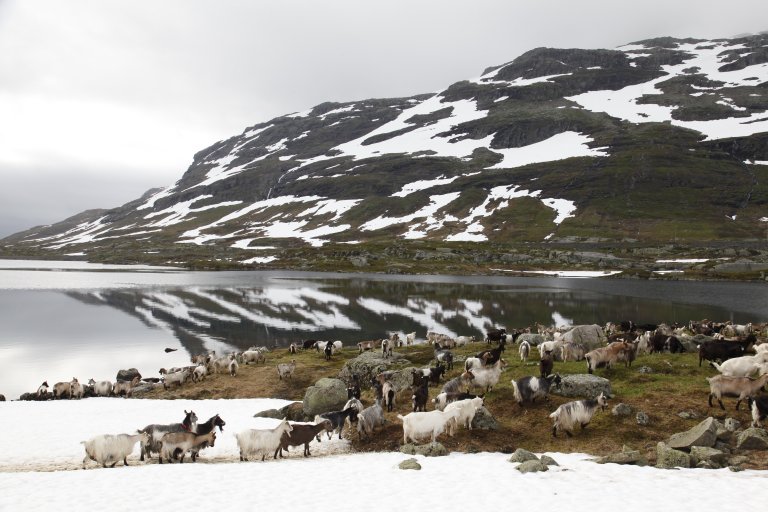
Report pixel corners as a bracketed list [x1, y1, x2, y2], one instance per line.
[0, 399, 766, 511]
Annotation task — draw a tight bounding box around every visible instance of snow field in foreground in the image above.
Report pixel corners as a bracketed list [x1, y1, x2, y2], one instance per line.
[1, 398, 767, 511]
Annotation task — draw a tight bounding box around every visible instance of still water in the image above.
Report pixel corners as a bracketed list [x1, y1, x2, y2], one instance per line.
[0, 260, 765, 400]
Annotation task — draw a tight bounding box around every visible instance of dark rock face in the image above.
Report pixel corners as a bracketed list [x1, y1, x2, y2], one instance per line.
[116, 368, 141, 382]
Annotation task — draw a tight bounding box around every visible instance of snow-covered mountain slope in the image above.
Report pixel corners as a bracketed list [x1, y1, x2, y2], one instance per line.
[3, 35, 768, 265]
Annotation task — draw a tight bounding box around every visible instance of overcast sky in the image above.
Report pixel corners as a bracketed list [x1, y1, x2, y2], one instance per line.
[0, 0, 765, 238]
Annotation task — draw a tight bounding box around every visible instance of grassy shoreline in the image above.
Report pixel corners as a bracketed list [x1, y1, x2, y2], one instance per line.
[138, 341, 768, 469]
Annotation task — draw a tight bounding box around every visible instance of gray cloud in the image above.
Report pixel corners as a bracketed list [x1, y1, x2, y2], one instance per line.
[1, 0, 766, 238]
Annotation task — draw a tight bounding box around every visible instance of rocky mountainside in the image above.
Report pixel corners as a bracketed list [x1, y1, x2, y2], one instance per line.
[3, 35, 768, 273]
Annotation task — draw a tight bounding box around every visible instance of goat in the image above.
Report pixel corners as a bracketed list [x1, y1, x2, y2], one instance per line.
[561, 343, 586, 362]
[404, 331, 416, 345]
[539, 350, 554, 378]
[511, 374, 561, 406]
[474, 339, 506, 365]
[275, 420, 333, 458]
[710, 352, 768, 378]
[302, 339, 318, 350]
[519, 340, 531, 362]
[707, 373, 768, 410]
[444, 396, 484, 435]
[229, 357, 239, 377]
[36, 381, 49, 399]
[277, 360, 297, 380]
[585, 342, 631, 374]
[114, 375, 141, 397]
[88, 379, 113, 397]
[434, 346, 454, 370]
[159, 430, 216, 464]
[192, 364, 208, 382]
[440, 374, 472, 396]
[189, 414, 226, 462]
[162, 368, 191, 390]
[242, 349, 266, 364]
[550, 392, 608, 437]
[52, 380, 71, 399]
[485, 328, 507, 345]
[698, 336, 755, 367]
[461, 358, 507, 393]
[382, 381, 397, 412]
[82, 431, 149, 468]
[138, 410, 198, 461]
[236, 419, 293, 462]
[382, 339, 393, 358]
[289, 343, 298, 354]
[210, 355, 232, 374]
[464, 353, 492, 372]
[357, 400, 386, 441]
[315, 407, 359, 440]
[358, 340, 375, 353]
[455, 335, 475, 346]
[70, 378, 84, 399]
[412, 380, 429, 412]
[398, 409, 461, 443]
[749, 396, 768, 427]
[424, 364, 446, 385]
[432, 391, 483, 411]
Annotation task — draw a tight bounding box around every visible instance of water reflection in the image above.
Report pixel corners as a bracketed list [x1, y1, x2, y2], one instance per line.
[0, 264, 766, 400]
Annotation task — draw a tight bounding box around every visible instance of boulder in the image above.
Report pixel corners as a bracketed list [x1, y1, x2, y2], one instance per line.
[724, 418, 741, 432]
[302, 378, 348, 417]
[552, 374, 612, 399]
[636, 411, 650, 426]
[255, 402, 306, 421]
[561, 325, 606, 350]
[517, 333, 545, 346]
[508, 448, 539, 463]
[539, 455, 559, 466]
[398, 458, 422, 470]
[612, 403, 632, 416]
[471, 407, 499, 430]
[736, 428, 768, 450]
[401, 442, 448, 457]
[116, 368, 141, 382]
[337, 351, 413, 390]
[656, 442, 691, 469]
[690, 446, 727, 468]
[667, 417, 717, 449]
[516, 459, 549, 473]
[595, 449, 646, 465]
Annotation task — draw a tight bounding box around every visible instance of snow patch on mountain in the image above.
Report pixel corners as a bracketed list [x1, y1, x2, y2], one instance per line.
[487, 131, 608, 169]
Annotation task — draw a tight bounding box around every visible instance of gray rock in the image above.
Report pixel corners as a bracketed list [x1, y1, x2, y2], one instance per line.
[116, 368, 141, 382]
[729, 455, 749, 466]
[400, 442, 448, 457]
[552, 374, 612, 399]
[302, 378, 348, 417]
[471, 407, 499, 430]
[517, 333, 545, 346]
[636, 411, 650, 426]
[398, 458, 421, 470]
[690, 446, 728, 468]
[612, 403, 633, 416]
[716, 427, 732, 443]
[724, 418, 741, 432]
[508, 448, 539, 463]
[561, 325, 606, 350]
[736, 427, 768, 450]
[337, 352, 413, 391]
[668, 417, 717, 449]
[516, 460, 549, 473]
[677, 410, 700, 420]
[595, 450, 646, 465]
[729, 465, 745, 472]
[255, 402, 306, 421]
[637, 366, 654, 374]
[656, 442, 691, 469]
[540, 455, 559, 466]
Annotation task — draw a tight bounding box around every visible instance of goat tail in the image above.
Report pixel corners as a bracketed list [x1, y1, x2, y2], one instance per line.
[709, 361, 721, 372]
[396, 414, 405, 422]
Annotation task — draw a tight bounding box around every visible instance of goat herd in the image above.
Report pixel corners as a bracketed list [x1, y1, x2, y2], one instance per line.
[19, 318, 768, 469]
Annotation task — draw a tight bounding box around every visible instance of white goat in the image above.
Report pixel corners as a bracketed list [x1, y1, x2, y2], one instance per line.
[114, 375, 141, 397]
[277, 360, 297, 380]
[710, 352, 768, 377]
[82, 431, 149, 468]
[211, 356, 232, 374]
[162, 368, 190, 390]
[444, 397, 484, 435]
[229, 357, 239, 377]
[159, 430, 216, 463]
[235, 419, 293, 461]
[242, 349, 266, 364]
[70, 378, 84, 399]
[398, 409, 461, 443]
[88, 379, 113, 397]
[550, 392, 608, 437]
[519, 340, 531, 362]
[455, 336, 475, 346]
[192, 364, 207, 382]
[405, 332, 416, 346]
[461, 359, 507, 393]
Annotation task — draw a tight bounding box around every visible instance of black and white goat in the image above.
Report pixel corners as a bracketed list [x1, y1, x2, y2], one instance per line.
[315, 406, 359, 440]
[550, 392, 608, 437]
[511, 374, 561, 406]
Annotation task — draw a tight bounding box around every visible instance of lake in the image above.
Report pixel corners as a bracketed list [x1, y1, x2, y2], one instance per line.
[0, 259, 766, 400]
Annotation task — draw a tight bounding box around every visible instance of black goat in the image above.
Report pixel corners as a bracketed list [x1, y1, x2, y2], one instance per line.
[475, 339, 506, 365]
[485, 328, 507, 345]
[411, 380, 429, 412]
[539, 349, 554, 378]
[189, 413, 226, 462]
[315, 407, 359, 439]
